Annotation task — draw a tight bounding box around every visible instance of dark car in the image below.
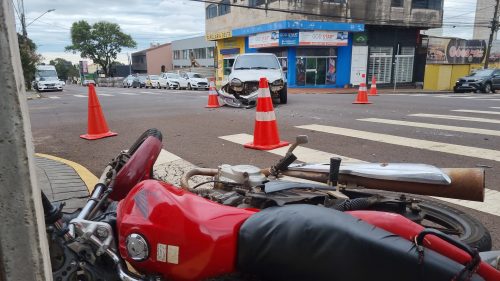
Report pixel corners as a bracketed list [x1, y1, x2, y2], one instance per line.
[454, 69, 500, 93]
[132, 75, 147, 88]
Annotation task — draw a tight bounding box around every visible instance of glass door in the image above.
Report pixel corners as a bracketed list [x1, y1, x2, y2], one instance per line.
[305, 58, 317, 86]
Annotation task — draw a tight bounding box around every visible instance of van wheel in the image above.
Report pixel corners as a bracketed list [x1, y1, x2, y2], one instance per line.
[279, 87, 288, 104]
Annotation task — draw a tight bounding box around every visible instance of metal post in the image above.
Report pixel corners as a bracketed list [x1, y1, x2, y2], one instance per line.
[394, 44, 400, 92]
[485, 0, 500, 69]
[0, 0, 53, 280]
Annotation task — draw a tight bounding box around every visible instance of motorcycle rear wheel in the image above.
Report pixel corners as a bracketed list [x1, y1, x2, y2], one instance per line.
[373, 199, 492, 251]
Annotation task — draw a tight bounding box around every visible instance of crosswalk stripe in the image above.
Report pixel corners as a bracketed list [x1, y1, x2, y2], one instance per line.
[452, 109, 500, 115]
[358, 118, 500, 137]
[384, 94, 410, 96]
[296, 124, 500, 162]
[410, 113, 500, 124]
[120, 92, 139, 96]
[491, 107, 500, 109]
[220, 133, 500, 216]
[48, 96, 61, 99]
[219, 133, 363, 163]
[73, 95, 86, 98]
[98, 94, 114, 97]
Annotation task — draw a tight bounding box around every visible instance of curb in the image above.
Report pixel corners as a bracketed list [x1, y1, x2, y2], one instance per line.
[35, 153, 97, 193]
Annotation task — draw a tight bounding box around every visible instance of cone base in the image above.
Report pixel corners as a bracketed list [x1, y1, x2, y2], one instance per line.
[80, 131, 118, 140]
[205, 105, 220, 108]
[244, 140, 289, 151]
[353, 101, 372, 104]
[368, 94, 379, 96]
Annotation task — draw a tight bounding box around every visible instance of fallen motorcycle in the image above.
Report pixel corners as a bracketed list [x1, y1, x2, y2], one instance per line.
[43, 129, 500, 281]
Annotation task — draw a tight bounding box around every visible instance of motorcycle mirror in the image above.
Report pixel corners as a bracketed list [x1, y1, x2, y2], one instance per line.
[296, 135, 309, 145]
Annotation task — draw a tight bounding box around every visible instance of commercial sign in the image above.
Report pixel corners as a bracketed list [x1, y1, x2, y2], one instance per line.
[206, 30, 232, 41]
[248, 31, 279, 48]
[426, 37, 486, 64]
[79, 61, 88, 74]
[299, 31, 349, 46]
[249, 30, 349, 48]
[279, 30, 299, 46]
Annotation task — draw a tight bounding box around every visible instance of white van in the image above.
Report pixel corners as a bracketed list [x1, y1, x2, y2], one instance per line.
[34, 65, 64, 92]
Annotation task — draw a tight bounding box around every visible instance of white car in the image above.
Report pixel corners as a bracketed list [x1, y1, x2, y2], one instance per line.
[219, 53, 287, 108]
[123, 75, 135, 88]
[82, 79, 96, 86]
[159, 72, 188, 89]
[180, 72, 209, 90]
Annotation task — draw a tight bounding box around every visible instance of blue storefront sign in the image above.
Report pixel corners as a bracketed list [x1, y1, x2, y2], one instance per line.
[279, 30, 299, 46]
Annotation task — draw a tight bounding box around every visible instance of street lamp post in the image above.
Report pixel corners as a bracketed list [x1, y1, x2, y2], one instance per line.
[21, 8, 55, 38]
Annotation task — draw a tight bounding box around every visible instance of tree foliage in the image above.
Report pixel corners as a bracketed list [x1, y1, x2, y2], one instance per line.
[65, 21, 136, 76]
[18, 34, 42, 90]
[49, 58, 79, 80]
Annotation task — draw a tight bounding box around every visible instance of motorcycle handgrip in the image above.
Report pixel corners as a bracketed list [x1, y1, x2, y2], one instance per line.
[274, 153, 298, 173]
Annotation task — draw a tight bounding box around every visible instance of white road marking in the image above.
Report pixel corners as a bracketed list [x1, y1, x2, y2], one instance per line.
[98, 94, 114, 97]
[48, 96, 61, 99]
[452, 109, 500, 115]
[120, 92, 139, 96]
[410, 113, 500, 124]
[358, 118, 500, 137]
[73, 94, 87, 98]
[383, 94, 410, 96]
[220, 133, 500, 216]
[410, 94, 430, 97]
[296, 124, 500, 162]
[141, 91, 154, 94]
[219, 133, 363, 163]
[491, 107, 500, 109]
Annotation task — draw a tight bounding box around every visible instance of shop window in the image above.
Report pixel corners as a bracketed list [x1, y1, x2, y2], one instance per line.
[297, 47, 337, 57]
[173, 50, 180, 60]
[182, 49, 190, 60]
[412, 0, 442, 10]
[368, 47, 393, 84]
[219, 0, 231, 15]
[193, 48, 207, 59]
[395, 47, 415, 83]
[223, 58, 235, 75]
[249, 0, 266, 7]
[391, 0, 404, 7]
[206, 4, 218, 19]
[296, 56, 337, 86]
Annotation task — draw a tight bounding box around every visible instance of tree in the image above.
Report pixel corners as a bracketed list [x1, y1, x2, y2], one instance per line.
[65, 21, 136, 77]
[49, 58, 79, 80]
[18, 33, 42, 90]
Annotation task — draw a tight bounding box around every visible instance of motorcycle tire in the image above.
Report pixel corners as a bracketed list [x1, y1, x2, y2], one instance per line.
[128, 128, 163, 156]
[375, 199, 492, 252]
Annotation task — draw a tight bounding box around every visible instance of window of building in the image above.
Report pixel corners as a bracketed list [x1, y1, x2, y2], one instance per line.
[206, 4, 218, 19]
[395, 47, 415, 83]
[207, 47, 215, 59]
[249, 0, 266, 7]
[182, 49, 190, 60]
[322, 0, 346, 4]
[368, 47, 393, 84]
[193, 48, 207, 59]
[173, 50, 181, 60]
[412, 0, 442, 10]
[219, 0, 231, 15]
[223, 58, 235, 75]
[391, 0, 404, 7]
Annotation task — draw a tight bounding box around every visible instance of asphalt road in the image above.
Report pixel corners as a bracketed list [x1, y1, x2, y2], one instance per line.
[28, 84, 500, 249]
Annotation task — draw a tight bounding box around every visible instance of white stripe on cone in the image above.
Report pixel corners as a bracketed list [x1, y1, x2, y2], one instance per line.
[256, 111, 276, 122]
[258, 87, 271, 98]
[359, 87, 367, 91]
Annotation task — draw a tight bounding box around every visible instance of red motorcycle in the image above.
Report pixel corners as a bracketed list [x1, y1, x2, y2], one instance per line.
[43, 129, 500, 281]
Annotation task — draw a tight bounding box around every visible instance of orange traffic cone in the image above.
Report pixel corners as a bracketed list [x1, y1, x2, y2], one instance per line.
[369, 76, 378, 96]
[244, 78, 289, 150]
[206, 80, 220, 108]
[80, 84, 117, 140]
[353, 81, 372, 104]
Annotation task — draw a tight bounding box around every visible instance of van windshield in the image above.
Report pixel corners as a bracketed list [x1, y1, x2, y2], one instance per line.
[38, 70, 58, 78]
[234, 55, 280, 70]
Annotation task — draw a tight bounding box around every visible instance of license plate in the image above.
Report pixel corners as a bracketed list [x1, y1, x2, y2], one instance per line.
[462, 83, 469, 87]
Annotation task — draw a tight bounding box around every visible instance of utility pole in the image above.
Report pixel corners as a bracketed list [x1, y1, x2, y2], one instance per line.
[485, 0, 500, 69]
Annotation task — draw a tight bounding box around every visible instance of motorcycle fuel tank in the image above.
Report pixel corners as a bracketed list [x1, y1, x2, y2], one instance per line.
[116, 180, 257, 281]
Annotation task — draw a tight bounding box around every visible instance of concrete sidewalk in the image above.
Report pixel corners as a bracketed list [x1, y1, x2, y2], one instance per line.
[36, 155, 93, 212]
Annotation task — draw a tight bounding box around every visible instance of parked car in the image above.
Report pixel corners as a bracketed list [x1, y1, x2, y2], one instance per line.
[159, 72, 188, 89]
[219, 53, 287, 108]
[33, 65, 64, 92]
[180, 72, 209, 90]
[146, 75, 161, 89]
[136, 75, 147, 88]
[454, 69, 500, 93]
[123, 75, 135, 88]
[82, 79, 96, 86]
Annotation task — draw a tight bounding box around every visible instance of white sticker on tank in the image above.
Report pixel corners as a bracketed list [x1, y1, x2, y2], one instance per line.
[167, 245, 180, 264]
[157, 244, 166, 262]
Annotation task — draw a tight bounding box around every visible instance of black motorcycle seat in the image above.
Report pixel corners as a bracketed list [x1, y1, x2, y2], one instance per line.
[237, 205, 484, 281]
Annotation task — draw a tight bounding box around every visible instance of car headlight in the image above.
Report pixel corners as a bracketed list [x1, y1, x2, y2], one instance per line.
[270, 79, 284, 91]
[230, 78, 243, 92]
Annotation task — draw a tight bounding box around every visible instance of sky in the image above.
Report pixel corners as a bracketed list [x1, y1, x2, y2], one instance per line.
[11, 0, 478, 65]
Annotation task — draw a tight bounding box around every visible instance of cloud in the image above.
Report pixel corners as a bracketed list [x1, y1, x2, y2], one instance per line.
[19, 0, 205, 63]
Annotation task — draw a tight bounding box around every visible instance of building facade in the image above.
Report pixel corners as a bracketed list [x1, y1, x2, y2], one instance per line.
[473, 0, 498, 40]
[131, 50, 147, 74]
[146, 43, 173, 75]
[206, 0, 444, 87]
[172, 36, 216, 68]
